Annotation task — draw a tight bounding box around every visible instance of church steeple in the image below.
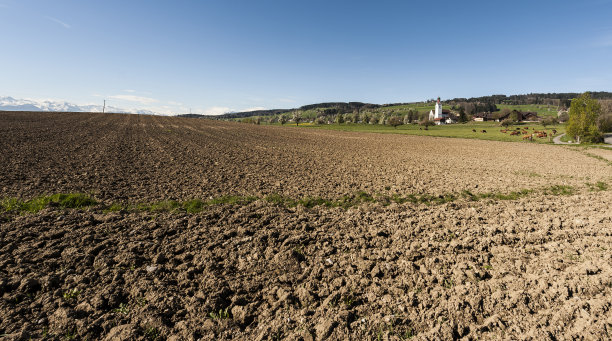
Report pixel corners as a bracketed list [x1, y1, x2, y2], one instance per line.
[435, 97, 442, 118]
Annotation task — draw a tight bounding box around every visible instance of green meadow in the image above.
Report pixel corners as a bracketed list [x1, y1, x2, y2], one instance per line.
[297, 121, 565, 143]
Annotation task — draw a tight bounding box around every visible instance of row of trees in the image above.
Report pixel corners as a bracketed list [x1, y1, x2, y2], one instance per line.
[266, 110, 430, 126]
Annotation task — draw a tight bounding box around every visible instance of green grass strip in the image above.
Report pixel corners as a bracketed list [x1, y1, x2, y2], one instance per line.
[0, 181, 606, 216]
[1, 193, 97, 214]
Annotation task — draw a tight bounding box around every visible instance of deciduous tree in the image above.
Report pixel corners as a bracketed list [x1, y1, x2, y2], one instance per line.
[388, 116, 403, 129]
[293, 111, 302, 126]
[336, 113, 344, 124]
[567, 92, 602, 143]
[420, 118, 435, 130]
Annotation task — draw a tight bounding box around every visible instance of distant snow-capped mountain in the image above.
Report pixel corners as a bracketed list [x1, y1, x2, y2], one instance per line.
[0, 96, 158, 115]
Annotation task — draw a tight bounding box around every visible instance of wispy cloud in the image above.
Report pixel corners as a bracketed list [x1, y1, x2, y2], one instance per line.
[45, 16, 71, 29]
[203, 106, 231, 115]
[123, 89, 136, 93]
[241, 106, 266, 112]
[109, 94, 159, 105]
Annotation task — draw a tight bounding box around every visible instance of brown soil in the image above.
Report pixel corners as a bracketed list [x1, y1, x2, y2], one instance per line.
[1, 112, 611, 340]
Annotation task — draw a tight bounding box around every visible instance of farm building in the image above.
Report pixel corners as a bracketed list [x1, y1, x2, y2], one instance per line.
[473, 110, 541, 122]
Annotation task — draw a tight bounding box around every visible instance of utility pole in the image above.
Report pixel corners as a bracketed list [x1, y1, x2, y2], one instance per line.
[103, 100, 106, 114]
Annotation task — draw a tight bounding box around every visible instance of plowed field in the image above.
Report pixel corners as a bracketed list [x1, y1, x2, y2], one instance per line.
[1, 112, 611, 340]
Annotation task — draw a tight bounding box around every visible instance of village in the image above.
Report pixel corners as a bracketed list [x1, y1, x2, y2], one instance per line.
[428, 97, 544, 125]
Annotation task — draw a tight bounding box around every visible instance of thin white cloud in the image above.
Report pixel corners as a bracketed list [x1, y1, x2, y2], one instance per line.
[46, 16, 71, 29]
[109, 94, 159, 105]
[203, 106, 231, 115]
[123, 89, 136, 93]
[240, 106, 267, 112]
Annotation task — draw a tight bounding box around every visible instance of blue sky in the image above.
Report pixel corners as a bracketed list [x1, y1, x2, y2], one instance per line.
[1, 0, 611, 114]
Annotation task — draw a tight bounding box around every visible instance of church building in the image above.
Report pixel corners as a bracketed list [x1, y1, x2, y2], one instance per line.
[428, 97, 454, 125]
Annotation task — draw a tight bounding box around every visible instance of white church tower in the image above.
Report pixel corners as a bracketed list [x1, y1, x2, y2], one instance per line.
[434, 97, 442, 119]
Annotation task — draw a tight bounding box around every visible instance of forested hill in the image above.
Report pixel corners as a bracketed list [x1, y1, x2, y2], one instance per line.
[448, 92, 612, 107]
[177, 92, 612, 118]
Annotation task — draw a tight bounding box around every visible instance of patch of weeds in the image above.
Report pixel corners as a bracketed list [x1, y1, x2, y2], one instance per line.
[483, 264, 493, 270]
[50, 193, 97, 209]
[337, 191, 376, 208]
[209, 307, 230, 320]
[264, 193, 291, 206]
[63, 288, 80, 301]
[403, 328, 417, 339]
[136, 296, 147, 307]
[342, 293, 360, 308]
[587, 181, 609, 191]
[443, 278, 454, 289]
[460, 190, 477, 201]
[182, 199, 204, 213]
[1, 193, 97, 214]
[63, 328, 77, 340]
[114, 303, 129, 315]
[144, 326, 159, 340]
[494, 189, 532, 200]
[149, 200, 181, 212]
[544, 185, 575, 196]
[104, 202, 125, 212]
[388, 193, 406, 204]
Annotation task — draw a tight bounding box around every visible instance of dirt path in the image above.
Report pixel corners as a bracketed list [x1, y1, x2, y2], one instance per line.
[552, 133, 578, 145]
[554, 132, 612, 148]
